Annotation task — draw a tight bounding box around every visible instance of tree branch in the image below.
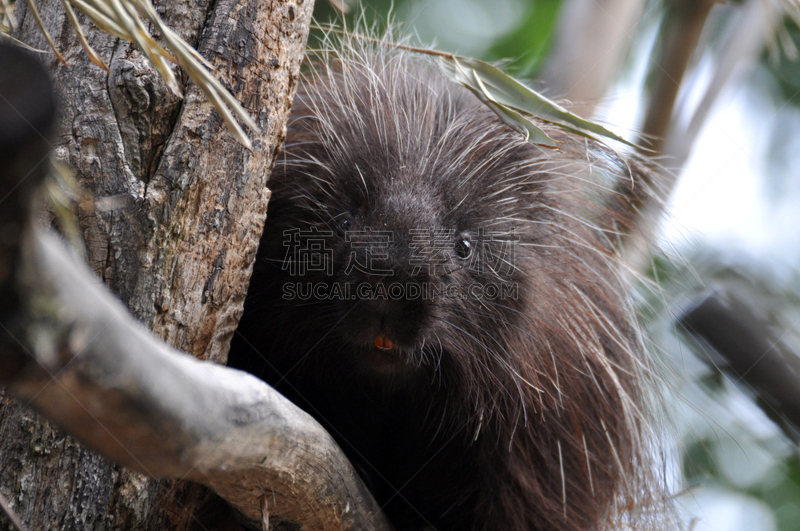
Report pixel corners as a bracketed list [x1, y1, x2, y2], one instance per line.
[679, 292, 800, 441]
[616, 0, 715, 275]
[5, 229, 390, 531]
[638, 0, 716, 154]
[663, 0, 784, 169]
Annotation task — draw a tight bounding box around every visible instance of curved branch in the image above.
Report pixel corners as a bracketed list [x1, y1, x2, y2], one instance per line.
[6, 230, 390, 531]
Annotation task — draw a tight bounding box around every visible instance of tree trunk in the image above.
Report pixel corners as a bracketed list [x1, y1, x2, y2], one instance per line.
[0, 0, 312, 528]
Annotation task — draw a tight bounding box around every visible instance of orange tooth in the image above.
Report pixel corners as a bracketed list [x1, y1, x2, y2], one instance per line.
[374, 335, 394, 350]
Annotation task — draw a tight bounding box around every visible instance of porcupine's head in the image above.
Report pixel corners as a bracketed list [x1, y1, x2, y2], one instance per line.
[241, 34, 669, 531]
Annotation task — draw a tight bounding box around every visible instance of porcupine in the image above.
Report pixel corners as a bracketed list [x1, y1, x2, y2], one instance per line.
[228, 33, 667, 531]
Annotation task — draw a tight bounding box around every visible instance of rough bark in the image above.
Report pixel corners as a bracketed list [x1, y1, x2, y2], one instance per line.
[1, 0, 313, 528]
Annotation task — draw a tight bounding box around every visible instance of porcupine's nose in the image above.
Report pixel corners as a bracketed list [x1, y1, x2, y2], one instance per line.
[346, 265, 429, 350]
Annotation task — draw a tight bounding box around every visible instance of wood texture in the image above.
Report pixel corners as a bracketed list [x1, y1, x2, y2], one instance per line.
[1, 0, 313, 528]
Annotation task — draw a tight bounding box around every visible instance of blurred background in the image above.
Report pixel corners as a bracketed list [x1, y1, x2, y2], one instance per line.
[310, 1, 800, 529]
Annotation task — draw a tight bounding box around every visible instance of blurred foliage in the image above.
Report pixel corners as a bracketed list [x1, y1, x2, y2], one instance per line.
[312, 0, 562, 77]
[683, 439, 720, 484]
[482, 0, 561, 77]
[763, 17, 800, 206]
[642, 248, 800, 530]
[765, 18, 800, 105]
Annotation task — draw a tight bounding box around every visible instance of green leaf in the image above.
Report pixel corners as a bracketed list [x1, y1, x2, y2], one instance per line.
[441, 56, 556, 147]
[444, 55, 636, 148]
[485, 0, 562, 77]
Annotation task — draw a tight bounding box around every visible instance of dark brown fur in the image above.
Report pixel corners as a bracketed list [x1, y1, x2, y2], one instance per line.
[229, 38, 665, 530]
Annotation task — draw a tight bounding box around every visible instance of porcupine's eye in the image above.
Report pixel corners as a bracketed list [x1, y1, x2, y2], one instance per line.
[455, 234, 473, 260]
[339, 215, 351, 233]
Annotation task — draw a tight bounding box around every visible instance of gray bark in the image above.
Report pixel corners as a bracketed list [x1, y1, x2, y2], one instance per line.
[1, 0, 315, 528]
